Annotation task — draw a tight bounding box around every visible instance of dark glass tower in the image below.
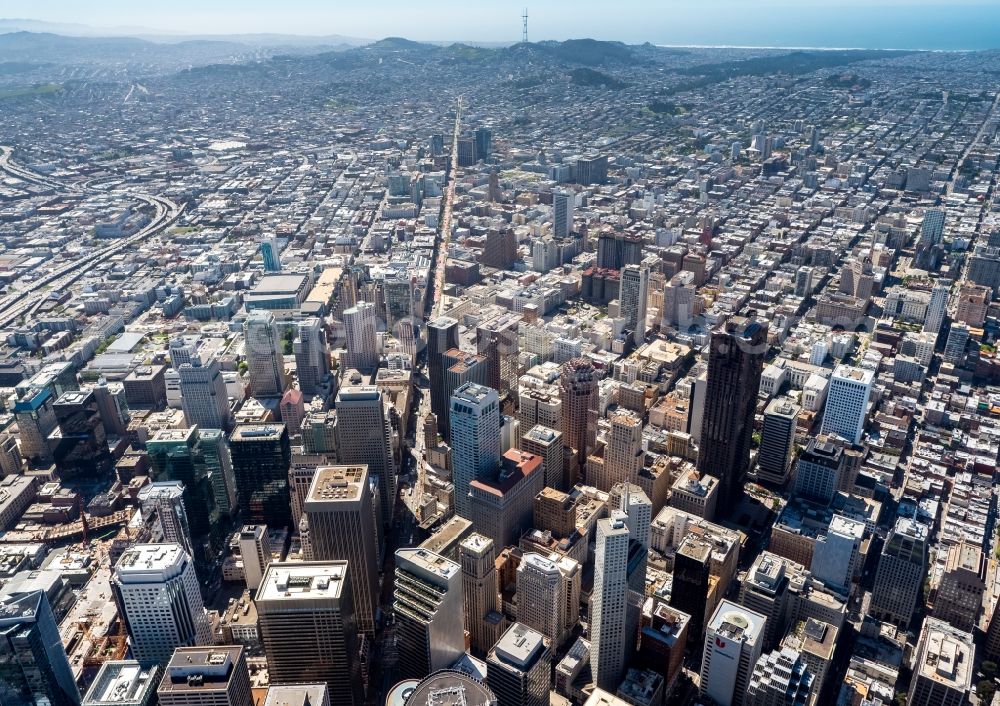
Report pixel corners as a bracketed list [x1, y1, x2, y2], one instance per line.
[229, 423, 292, 530]
[697, 314, 768, 514]
[426, 316, 459, 435]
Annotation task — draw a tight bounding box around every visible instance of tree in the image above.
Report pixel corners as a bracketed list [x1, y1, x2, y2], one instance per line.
[977, 679, 996, 703]
[983, 661, 998, 680]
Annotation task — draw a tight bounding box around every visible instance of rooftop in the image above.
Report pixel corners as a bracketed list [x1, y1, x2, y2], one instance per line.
[257, 561, 347, 602]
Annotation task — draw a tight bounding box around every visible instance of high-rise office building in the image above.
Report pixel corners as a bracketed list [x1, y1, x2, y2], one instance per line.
[592, 512, 631, 691]
[698, 314, 768, 513]
[427, 316, 460, 433]
[594, 412, 643, 492]
[792, 437, 843, 504]
[933, 541, 985, 634]
[700, 601, 767, 706]
[920, 209, 945, 247]
[50, 389, 111, 477]
[342, 301, 379, 373]
[521, 425, 565, 490]
[460, 533, 505, 655]
[661, 272, 698, 330]
[83, 661, 159, 706]
[11, 387, 57, 464]
[238, 525, 271, 592]
[475, 126, 493, 160]
[818, 365, 873, 445]
[619, 264, 649, 347]
[553, 191, 574, 238]
[744, 647, 814, 706]
[480, 226, 517, 270]
[198, 428, 237, 517]
[451, 383, 501, 518]
[610, 483, 652, 549]
[261, 236, 282, 272]
[394, 548, 465, 680]
[870, 517, 928, 628]
[256, 562, 363, 706]
[137, 481, 194, 558]
[294, 318, 329, 396]
[147, 429, 223, 571]
[157, 646, 252, 706]
[559, 358, 599, 466]
[381, 275, 413, 335]
[907, 618, 973, 706]
[486, 623, 551, 706]
[263, 685, 330, 706]
[943, 323, 970, 364]
[0, 589, 81, 706]
[229, 424, 292, 529]
[304, 465, 379, 638]
[923, 283, 949, 336]
[334, 385, 395, 527]
[955, 283, 990, 327]
[244, 311, 287, 398]
[517, 553, 571, 647]
[739, 552, 790, 650]
[810, 515, 864, 597]
[669, 536, 712, 645]
[757, 399, 799, 486]
[476, 314, 520, 405]
[113, 544, 211, 667]
[178, 354, 233, 431]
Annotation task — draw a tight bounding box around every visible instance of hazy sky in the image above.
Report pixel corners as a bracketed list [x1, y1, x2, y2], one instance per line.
[7, 1, 1000, 48]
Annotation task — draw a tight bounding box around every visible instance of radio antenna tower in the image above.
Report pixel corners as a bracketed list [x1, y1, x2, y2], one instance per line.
[522, 8, 528, 43]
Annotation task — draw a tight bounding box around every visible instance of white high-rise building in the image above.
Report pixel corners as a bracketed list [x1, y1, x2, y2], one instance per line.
[591, 511, 631, 691]
[450, 383, 501, 518]
[810, 515, 864, 597]
[178, 354, 232, 431]
[137, 482, 194, 558]
[238, 524, 272, 592]
[294, 318, 329, 396]
[923, 283, 949, 336]
[745, 647, 815, 706]
[553, 191, 574, 238]
[244, 311, 287, 399]
[619, 265, 649, 346]
[819, 365, 874, 445]
[335, 386, 396, 527]
[517, 553, 571, 647]
[342, 302, 378, 373]
[113, 544, 211, 666]
[700, 600, 767, 706]
[610, 483, 652, 549]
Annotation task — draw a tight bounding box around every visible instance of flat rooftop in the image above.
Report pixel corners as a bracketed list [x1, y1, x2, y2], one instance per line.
[257, 561, 347, 602]
[492, 623, 546, 669]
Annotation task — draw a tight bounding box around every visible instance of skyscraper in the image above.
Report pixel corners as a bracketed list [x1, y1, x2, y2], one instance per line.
[450, 383, 501, 519]
[486, 623, 551, 706]
[907, 618, 973, 706]
[178, 354, 233, 432]
[255, 562, 363, 706]
[559, 358, 599, 469]
[261, 236, 282, 272]
[818, 365, 873, 445]
[460, 533, 505, 655]
[698, 314, 768, 514]
[610, 483, 652, 550]
[591, 512, 631, 691]
[342, 301, 378, 373]
[933, 541, 985, 633]
[744, 647, 814, 706]
[792, 437, 844, 504]
[293, 317, 329, 396]
[426, 316, 460, 433]
[619, 264, 649, 347]
[334, 385, 396, 527]
[229, 424, 292, 530]
[553, 191, 574, 238]
[244, 311, 287, 398]
[157, 646, 252, 706]
[113, 544, 211, 667]
[304, 465, 379, 638]
[870, 517, 928, 628]
[238, 524, 271, 592]
[700, 601, 767, 706]
[757, 399, 799, 486]
[521, 425, 565, 490]
[919, 208, 945, 247]
[394, 548, 465, 680]
[475, 126, 493, 161]
[669, 536, 712, 646]
[517, 553, 570, 647]
[0, 589, 80, 706]
[137, 481, 194, 558]
[923, 283, 949, 336]
[476, 314, 520, 406]
[594, 412, 643, 492]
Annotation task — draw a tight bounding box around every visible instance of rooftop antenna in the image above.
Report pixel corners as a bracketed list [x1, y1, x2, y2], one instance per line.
[522, 8, 528, 44]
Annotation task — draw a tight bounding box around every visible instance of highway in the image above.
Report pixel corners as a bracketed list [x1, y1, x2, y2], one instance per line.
[0, 145, 183, 327]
